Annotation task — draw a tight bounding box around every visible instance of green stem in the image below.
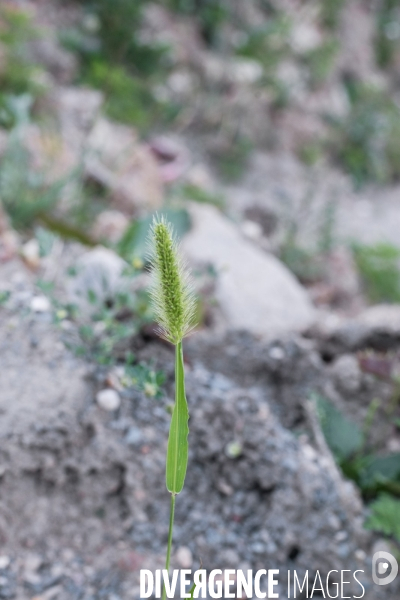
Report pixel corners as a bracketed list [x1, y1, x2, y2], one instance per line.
[162, 493, 176, 600]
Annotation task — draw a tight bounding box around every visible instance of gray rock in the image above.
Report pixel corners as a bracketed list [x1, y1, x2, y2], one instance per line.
[85, 117, 163, 213]
[312, 304, 400, 357]
[331, 354, 362, 394]
[183, 204, 315, 336]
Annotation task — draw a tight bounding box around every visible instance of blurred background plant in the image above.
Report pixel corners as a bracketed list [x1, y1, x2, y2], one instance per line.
[60, 0, 176, 131]
[0, 5, 46, 128]
[316, 394, 400, 548]
[352, 242, 400, 304]
[328, 81, 400, 186]
[166, 0, 228, 46]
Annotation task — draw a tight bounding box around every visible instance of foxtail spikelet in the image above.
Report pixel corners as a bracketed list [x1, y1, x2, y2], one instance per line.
[148, 216, 196, 345]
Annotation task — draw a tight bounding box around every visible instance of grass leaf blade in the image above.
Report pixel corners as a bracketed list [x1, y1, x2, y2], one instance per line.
[166, 341, 189, 494]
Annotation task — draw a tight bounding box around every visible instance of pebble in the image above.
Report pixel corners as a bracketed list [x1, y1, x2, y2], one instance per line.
[225, 440, 243, 458]
[335, 530, 348, 542]
[125, 427, 143, 446]
[219, 549, 239, 567]
[355, 549, 367, 562]
[96, 389, 121, 411]
[175, 546, 193, 569]
[0, 556, 10, 570]
[21, 238, 40, 269]
[269, 346, 285, 360]
[336, 543, 350, 558]
[30, 296, 52, 313]
[23, 553, 43, 575]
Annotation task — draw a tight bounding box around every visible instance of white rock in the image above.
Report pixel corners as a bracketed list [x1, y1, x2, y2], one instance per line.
[182, 204, 315, 336]
[290, 22, 322, 53]
[229, 58, 263, 85]
[175, 546, 193, 569]
[86, 117, 163, 213]
[331, 354, 362, 394]
[0, 556, 10, 570]
[91, 210, 129, 243]
[167, 70, 195, 96]
[21, 238, 40, 269]
[30, 296, 51, 313]
[96, 389, 121, 411]
[202, 55, 263, 86]
[357, 304, 400, 333]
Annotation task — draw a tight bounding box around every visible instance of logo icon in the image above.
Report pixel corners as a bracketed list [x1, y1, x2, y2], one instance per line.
[372, 551, 398, 586]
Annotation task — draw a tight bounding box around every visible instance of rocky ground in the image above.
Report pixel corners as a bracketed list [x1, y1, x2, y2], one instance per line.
[0, 252, 399, 599]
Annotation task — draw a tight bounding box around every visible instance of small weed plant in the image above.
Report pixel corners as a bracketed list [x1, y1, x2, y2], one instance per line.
[315, 394, 400, 549]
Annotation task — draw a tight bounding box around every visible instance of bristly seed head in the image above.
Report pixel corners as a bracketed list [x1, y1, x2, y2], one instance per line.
[148, 216, 197, 345]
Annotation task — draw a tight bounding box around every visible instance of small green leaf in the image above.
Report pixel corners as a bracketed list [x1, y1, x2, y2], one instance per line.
[166, 341, 189, 494]
[365, 494, 400, 542]
[315, 395, 364, 461]
[360, 453, 400, 491]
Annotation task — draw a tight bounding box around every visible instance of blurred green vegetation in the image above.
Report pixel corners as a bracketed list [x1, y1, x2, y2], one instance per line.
[279, 237, 323, 285]
[57, 0, 400, 186]
[235, 14, 291, 72]
[0, 5, 45, 128]
[316, 394, 400, 499]
[35, 254, 165, 397]
[328, 81, 400, 186]
[320, 0, 346, 30]
[352, 242, 400, 303]
[4, 0, 400, 199]
[303, 38, 339, 88]
[61, 0, 175, 131]
[278, 191, 336, 285]
[0, 131, 67, 229]
[81, 60, 177, 132]
[73, 0, 161, 73]
[366, 494, 400, 543]
[166, 0, 228, 46]
[375, 0, 400, 69]
[210, 135, 253, 181]
[180, 183, 225, 209]
[316, 393, 400, 546]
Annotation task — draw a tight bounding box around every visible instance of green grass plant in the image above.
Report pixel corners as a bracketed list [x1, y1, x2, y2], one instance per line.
[148, 216, 197, 600]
